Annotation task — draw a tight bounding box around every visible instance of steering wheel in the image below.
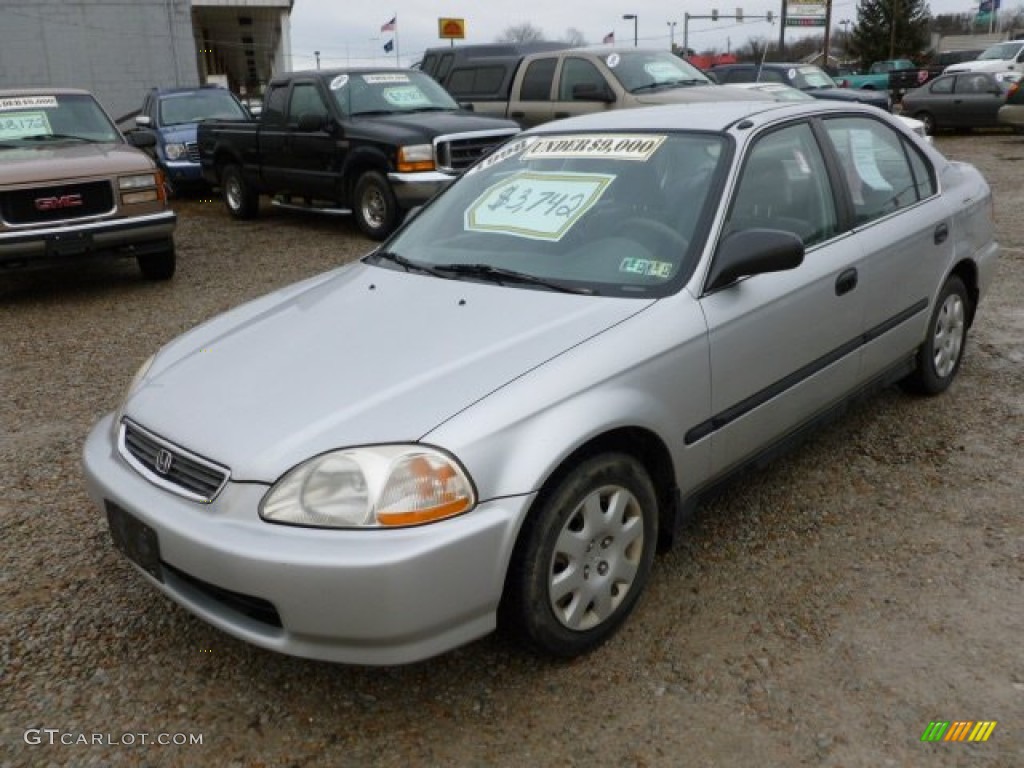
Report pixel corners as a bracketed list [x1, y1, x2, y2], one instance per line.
[618, 217, 690, 255]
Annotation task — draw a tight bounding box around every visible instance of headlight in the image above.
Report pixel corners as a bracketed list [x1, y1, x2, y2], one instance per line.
[119, 173, 158, 190]
[164, 142, 187, 161]
[260, 445, 476, 529]
[396, 144, 435, 173]
[112, 353, 155, 438]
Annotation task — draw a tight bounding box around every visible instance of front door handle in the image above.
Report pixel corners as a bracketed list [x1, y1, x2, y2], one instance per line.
[934, 222, 949, 244]
[835, 268, 858, 296]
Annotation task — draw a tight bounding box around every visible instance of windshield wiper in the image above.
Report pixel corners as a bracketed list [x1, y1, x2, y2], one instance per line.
[405, 106, 452, 113]
[431, 263, 593, 294]
[349, 109, 398, 117]
[20, 133, 99, 143]
[370, 251, 447, 277]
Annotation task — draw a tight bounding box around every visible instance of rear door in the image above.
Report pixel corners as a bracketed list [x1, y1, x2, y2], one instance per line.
[953, 73, 1005, 127]
[507, 57, 558, 127]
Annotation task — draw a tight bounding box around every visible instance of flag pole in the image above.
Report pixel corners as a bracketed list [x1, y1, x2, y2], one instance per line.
[395, 13, 400, 65]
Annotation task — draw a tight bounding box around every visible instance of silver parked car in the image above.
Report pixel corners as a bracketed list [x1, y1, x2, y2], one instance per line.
[84, 100, 998, 665]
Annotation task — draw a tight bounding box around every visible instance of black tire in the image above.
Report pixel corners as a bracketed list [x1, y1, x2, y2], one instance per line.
[901, 275, 969, 395]
[914, 111, 936, 135]
[353, 171, 399, 240]
[500, 453, 658, 658]
[137, 240, 176, 281]
[221, 164, 259, 219]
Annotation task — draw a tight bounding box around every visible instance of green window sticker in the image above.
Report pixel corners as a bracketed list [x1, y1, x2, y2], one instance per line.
[618, 257, 673, 278]
[465, 171, 614, 241]
[0, 111, 51, 140]
[381, 86, 431, 107]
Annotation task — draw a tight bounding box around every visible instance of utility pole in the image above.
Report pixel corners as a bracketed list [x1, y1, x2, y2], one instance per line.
[314, 50, 320, 69]
[667, 20, 678, 51]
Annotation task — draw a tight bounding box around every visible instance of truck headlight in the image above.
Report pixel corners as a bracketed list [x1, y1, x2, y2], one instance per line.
[164, 142, 187, 161]
[118, 173, 158, 190]
[396, 144, 435, 173]
[260, 446, 476, 529]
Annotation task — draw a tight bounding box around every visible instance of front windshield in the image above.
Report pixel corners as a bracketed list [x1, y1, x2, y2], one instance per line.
[377, 131, 729, 297]
[0, 93, 119, 144]
[979, 42, 1022, 61]
[329, 70, 459, 116]
[602, 51, 712, 92]
[794, 67, 838, 89]
[158, 89, 248, 126]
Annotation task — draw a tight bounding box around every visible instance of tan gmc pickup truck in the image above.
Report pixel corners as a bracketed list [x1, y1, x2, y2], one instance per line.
[0, 88, 177, 280]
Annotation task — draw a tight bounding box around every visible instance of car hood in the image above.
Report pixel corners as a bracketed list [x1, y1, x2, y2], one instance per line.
[157, 124, 198, 144]
[946, 61, 1014, 73]
[808, 88, 886, 105]
[634, 85, 774, 105]
[0, 142, 152, 183]
[126, 263, 653, 482]
[351, 111, 519, 143]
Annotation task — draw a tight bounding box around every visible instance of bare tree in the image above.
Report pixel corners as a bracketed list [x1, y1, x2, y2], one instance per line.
[496, 22, 546, 43]
[562, 27, 587, 46]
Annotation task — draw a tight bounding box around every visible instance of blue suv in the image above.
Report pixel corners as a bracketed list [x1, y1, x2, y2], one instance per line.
[135, 86, 250, 193]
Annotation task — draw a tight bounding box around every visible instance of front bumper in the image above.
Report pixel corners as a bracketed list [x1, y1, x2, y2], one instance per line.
[0, 210, 176, 269]
[387, 170, 458, 209]
[83, 413, 532, 665]
[161, 160, 204, 185]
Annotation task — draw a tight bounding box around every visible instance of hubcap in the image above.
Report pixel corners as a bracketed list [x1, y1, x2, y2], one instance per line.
[361, 187, 385, 229]
[933, 292, 965, 378]
[547, 484, 645, 631]
[225, 177, 242, 210]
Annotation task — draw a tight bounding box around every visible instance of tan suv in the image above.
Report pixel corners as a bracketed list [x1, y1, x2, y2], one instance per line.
[0, 88, 177, 280]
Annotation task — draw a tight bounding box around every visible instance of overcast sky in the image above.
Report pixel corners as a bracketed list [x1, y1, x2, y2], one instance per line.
[287, 0, 995, 70]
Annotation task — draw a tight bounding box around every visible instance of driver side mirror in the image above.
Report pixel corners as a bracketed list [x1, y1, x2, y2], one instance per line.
[705, 228, 804, 293]
[571, 83, 615, 103]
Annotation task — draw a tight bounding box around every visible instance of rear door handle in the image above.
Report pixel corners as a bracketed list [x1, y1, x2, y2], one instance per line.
[835, 268, 858, 296]
[509, 111, 525, 119]
[934, 222, 949, 244]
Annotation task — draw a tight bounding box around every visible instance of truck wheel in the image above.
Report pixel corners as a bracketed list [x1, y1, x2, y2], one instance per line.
[137, 240, 176, 281]
[221, 164, 259, 219]
[353, 171, 399, 240]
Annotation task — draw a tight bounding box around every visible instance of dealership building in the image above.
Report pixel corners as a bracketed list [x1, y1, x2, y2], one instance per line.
[0, 0, 292, 121]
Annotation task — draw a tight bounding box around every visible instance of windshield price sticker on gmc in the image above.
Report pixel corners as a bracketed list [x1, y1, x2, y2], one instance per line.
[363, 74, 411, 84]
[644, 61, 685, 81]
[382, 86, 431, 107]
[524, 134, 667, 162]
[465, 171, 614, 241]
[0, 96, 58, 111]
[0, 112, 51, 140]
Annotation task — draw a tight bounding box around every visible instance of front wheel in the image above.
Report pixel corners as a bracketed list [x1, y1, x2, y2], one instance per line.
[901, 275, 969, 395]
[914, 111, 936, 135]
[500, 453, 658, 658]
[353, 171, 399, 240]
[221, 164, 259, 219]
[137, 240, 176, 281]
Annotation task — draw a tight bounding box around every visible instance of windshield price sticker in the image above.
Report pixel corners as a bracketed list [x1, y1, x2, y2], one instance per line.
[643, 61, 683, 80]
[524, 134, 666, 162]
[0, 112, 51, 140]
[0, 96, 58, 112]
[329, 75, 350, 90]
[382, 86, 431, 107]
[465, 136, 539, 176]
[363, 73, 410, 84]
[465, 171, 614, 241]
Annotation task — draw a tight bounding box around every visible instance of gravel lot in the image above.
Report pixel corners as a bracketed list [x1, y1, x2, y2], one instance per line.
[2, 133, 1022, 768]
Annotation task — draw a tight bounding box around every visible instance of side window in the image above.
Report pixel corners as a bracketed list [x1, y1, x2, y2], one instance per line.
[761, 69, 786, 84]
[520, 58, 557, 101]
[558, 58, 607, 100]
[421, 53, 439, 78]
[930, 77, 953, 94]
[287, 82, 328, 124]
[436, 53, 455, 84]
[955, 74, 992, 94]
[823, 117, 926, 224]
[724, 122, 837, 247]
[447, 66, 505, 98]
[262, 85, 288, 127]
[722, 68, 753, 83]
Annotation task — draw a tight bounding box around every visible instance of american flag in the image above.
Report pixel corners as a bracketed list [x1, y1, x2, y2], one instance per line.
[381, 16, 396, 32]
[603, 31, 614, 44]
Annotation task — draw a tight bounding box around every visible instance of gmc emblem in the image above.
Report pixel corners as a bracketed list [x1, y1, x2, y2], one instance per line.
[35, 194, 83, 211]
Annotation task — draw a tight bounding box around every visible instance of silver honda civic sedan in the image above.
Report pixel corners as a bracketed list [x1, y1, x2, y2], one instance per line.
[84, 101, 998, 665]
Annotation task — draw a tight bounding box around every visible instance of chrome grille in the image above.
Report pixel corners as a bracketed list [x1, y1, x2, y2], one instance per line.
[0, 180, 115, 226]
[119, 420, 229, 503]
[185, 142, 200, 163]
[435, 129, 518, 173]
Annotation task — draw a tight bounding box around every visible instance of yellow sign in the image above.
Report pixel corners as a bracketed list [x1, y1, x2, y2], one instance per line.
[438, 17, 466, 39]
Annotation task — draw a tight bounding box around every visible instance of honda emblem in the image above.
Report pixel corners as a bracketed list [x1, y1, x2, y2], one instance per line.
[155, 449, 173, 475]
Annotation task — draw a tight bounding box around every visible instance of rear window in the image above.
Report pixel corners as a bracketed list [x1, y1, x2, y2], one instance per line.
[446, 66, 508, 98]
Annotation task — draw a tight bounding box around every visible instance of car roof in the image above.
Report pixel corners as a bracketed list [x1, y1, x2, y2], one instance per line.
[0, 87, 92, 97]
[524, 99, 869, 134]
[151, 86, 232, 97]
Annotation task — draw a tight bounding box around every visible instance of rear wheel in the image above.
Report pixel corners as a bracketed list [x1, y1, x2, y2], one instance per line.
[221, 164, 259, 219]
[353, 171, 399, 240]
[902, 275, 969, 395]
[137, 240, 176, 281]
[914, 111, 936, 134]
[500, 453, 658, 658]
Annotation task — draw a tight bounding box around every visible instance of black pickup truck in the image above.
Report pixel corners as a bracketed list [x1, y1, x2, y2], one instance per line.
[197, 68, 519, 239]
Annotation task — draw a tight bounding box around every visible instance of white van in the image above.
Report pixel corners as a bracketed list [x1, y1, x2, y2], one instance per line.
[945, 40, 1024, 73]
